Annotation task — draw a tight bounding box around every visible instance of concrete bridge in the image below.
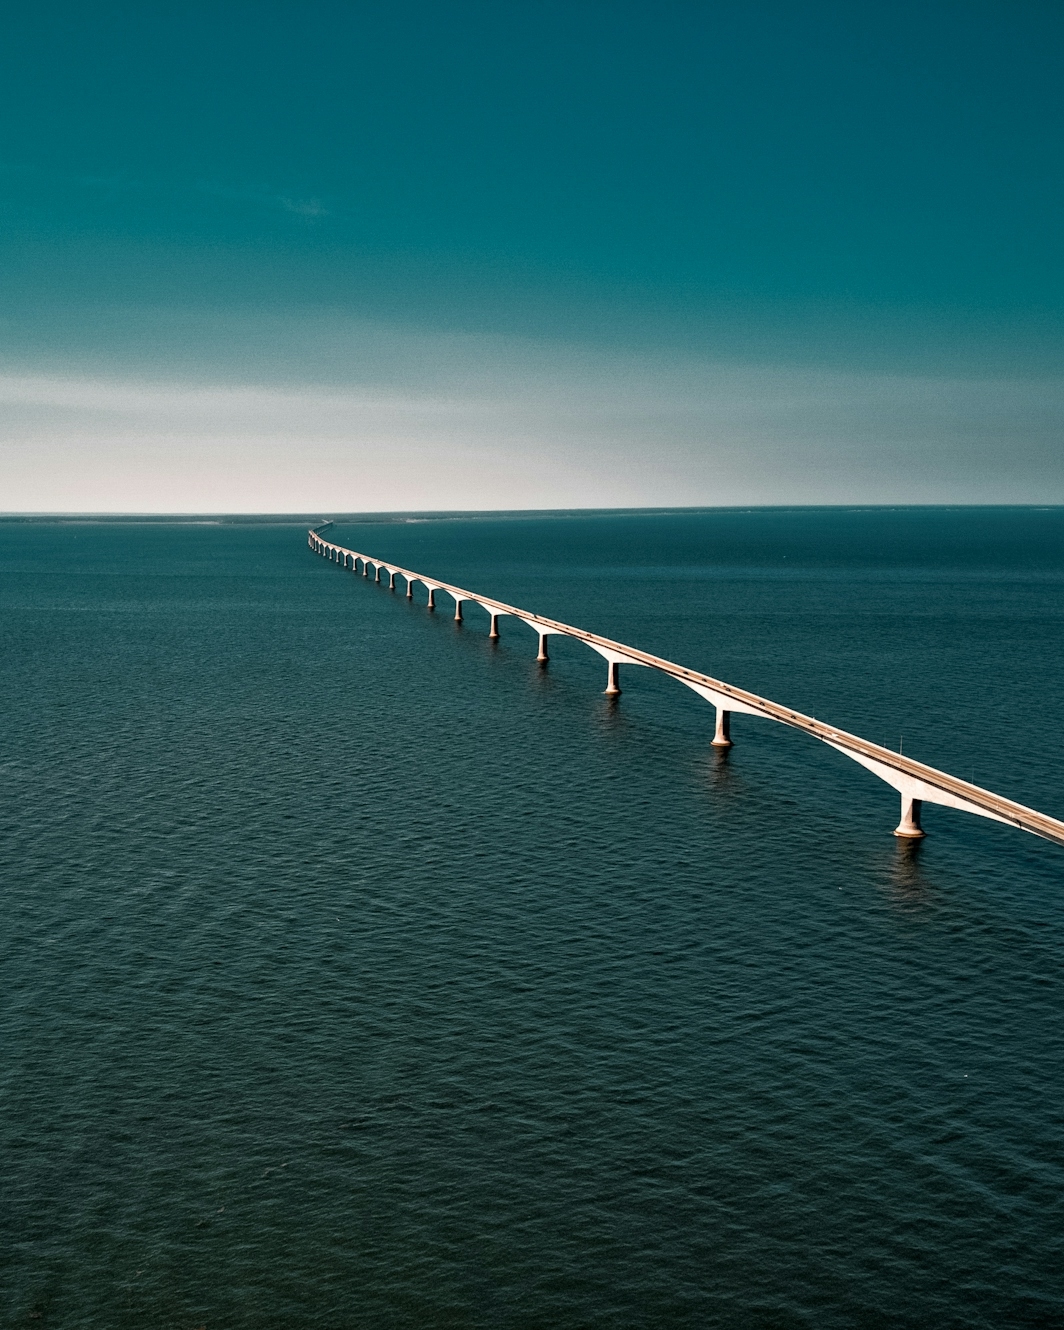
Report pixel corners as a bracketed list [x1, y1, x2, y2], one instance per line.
[309, 528, 1064, 849]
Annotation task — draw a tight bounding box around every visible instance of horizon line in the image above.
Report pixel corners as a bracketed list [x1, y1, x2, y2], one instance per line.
[2, 503, 1063, 524]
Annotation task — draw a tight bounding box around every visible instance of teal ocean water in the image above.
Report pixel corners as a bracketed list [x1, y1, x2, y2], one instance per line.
[2, 508, 1063, 1329]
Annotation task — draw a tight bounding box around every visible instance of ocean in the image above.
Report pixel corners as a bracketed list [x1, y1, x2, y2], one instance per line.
[2, 507, 1062, 1328]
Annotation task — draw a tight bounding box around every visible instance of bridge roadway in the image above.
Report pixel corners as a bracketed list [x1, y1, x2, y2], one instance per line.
[309, 529, 1064, 849]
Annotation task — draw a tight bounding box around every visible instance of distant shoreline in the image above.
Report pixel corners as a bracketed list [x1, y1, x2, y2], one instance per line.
[2, 503, 1062, 525]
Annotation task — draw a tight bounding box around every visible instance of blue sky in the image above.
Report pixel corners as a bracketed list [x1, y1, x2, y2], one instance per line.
[2, 1, 1062, 510]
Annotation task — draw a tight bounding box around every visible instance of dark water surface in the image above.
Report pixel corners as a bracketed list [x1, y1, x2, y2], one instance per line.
[2, 508, 1062, 1329]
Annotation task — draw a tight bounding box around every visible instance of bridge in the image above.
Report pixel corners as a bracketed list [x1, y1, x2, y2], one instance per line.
[309, 528, 1064, 849]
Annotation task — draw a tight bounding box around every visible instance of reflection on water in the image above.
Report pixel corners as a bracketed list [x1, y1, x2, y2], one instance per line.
[699, 744, 744, 800]
[883, 837, 939, 911]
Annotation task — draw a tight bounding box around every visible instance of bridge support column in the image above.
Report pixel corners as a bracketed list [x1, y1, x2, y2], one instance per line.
[374, 566, 381, 583]
[537, 633, 550, 663]
[362, 562, 368, 577]
[489, 613, 500, 639]
[712, 708, 733, 748]
[389, 570, 397, 590]
[894, 794, 925, 839]
[454, 600, 463, 622]
[426, 588, 436, 610]
[604, 661, 621, 696]
[406, 578, 414, 599]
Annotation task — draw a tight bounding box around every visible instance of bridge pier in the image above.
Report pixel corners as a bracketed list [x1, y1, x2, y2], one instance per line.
[374, 565, 381, 583]
[454, 599, 463, 622]
[894, 794, 926, 839]
[712, 708, 733, 748]
[389, 570, 397, 590]
[362, 561, 368, 577]
[604, 661, 621, 696]
[489, 613, 500, 639]
[426, 588, 436, 610]
[537, 632, 550, 663]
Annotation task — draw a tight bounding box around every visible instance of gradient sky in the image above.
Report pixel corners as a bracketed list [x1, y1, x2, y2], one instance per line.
[2, 1, 1063, 511]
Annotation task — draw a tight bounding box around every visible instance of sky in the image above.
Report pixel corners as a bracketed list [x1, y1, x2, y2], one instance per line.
[2, 0, 1063, 512]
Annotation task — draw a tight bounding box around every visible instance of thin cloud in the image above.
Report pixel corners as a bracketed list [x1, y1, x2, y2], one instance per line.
[195, 179, 330, 218]
[278, 196, 329, 217]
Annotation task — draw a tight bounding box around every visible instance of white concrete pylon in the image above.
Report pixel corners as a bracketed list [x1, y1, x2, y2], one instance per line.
[513, 619, 567, 662]
[821, 740, 1011, 830]
[677, 678, 764, 747]
[895, 794, 925, 839]
[712, 709, 732, 748]
[476, 603, 508, 638]
[585, 643, 649, 696]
